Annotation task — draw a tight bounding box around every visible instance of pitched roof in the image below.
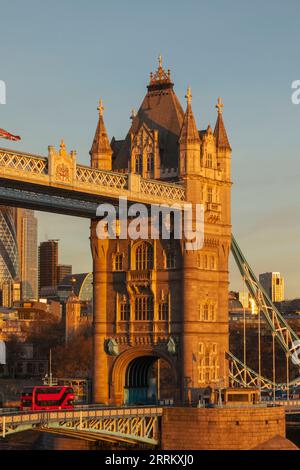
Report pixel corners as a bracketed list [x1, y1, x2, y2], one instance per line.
[113, 60, 184, 170]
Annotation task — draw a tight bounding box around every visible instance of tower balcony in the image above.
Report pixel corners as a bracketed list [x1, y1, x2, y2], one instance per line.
[127, 270, 152, 283]
[206, 202, 221, 223]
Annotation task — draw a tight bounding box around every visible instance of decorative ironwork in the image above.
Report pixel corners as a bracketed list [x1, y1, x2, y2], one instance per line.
[0, 407, 162, 445]
[140, 179, 185, 201]
[0, 148, 47, 174]
[76, 166, 127, 190]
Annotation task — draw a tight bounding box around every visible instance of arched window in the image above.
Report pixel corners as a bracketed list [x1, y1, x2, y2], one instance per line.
[135, 242, 153, 270]
[147, 153, 154, 172]
[135, 154, 142, 174]
[134, 296, 153, 321]
[158, 301, 168, 321]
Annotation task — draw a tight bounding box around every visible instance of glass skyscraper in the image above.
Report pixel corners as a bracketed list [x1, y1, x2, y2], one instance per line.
[15, 209, 38, 300]
[0, 206, 19, 287]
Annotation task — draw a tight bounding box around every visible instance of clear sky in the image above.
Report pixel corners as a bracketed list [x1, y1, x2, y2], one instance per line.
[1, 0, 300, 297]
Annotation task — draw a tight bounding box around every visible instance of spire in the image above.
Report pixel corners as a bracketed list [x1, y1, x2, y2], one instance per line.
[90, 98, 112, 170]
[213, 97, 231, 150]
[179, 86, 200, 144]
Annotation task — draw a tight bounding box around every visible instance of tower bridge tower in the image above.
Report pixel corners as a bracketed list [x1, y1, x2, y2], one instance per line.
[90, 58, 232, 405]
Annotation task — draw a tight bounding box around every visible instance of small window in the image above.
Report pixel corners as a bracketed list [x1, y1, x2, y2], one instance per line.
[120, 301, 130, 321]
[135, 154, 142, 174]
[210, 304, 215, 321]
[147, 153, 154, 172]
[210, 256, 215, 270]
[207, 153, 213, 168]
[114, 253, 123, 271]
[135, 242, 153, 270]
[199, 342, 204, 354]
[198, 304, 202, 321]
[197, 253, 201, 268]
[135, 296, 153, 321]
[166, 251, 176, 269]
[207, 187, 213, 203]
[203, 304, 209, 321]
[158, 302, 168, 321]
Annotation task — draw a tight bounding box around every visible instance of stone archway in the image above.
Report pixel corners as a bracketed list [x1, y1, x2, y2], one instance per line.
[110, 347, 179, 405]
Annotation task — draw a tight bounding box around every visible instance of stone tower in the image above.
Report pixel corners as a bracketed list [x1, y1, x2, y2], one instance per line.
[90, 57, 232, 405]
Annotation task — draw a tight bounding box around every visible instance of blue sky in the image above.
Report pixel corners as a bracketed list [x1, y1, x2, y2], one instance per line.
[1, 0, 300, 297]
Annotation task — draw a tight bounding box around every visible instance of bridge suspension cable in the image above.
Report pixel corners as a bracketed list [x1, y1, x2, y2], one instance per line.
[231, 235, 300, 363]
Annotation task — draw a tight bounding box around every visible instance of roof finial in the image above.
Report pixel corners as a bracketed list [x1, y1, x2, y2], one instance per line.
[97, 98, 104, 117]
[158, 53, 163, 68]
[185, 86, 192, 105]
[130, 108, 136, 120]
[60, 138, 66, 151]
[216, 96, 224, 115]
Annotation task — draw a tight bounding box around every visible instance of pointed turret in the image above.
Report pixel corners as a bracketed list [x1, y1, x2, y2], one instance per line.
[179, 87, 201, 176]
[179, 87, 200, 145]
[90, 98, 112, 170]
[213, 97, 231, 150]
[214, 97, 231, 181]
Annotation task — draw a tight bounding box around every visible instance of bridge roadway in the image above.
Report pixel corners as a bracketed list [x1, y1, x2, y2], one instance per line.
[0, 147, 186, 217]
[0, 405, 162, 445]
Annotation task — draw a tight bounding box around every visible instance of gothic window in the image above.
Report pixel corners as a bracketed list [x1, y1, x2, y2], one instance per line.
[210, 304, 215, 321]
[120, 300, 130, 321]
[198, 343, 219, 384]
[158, 301, 168, 321]
[135, 242, 153, 270]
[207, 187, 213, 203]
[114, 253, 123, 271]
[135, 154, 142, 174]
[134, 296, 153, 321]
[166, 251, 176, 269]
[147, 153, 154, 172]
[198, 304, 202, 321]
[203, 254, 208, 269]
[207, 153, 213, 168]
[210, 255, 215, 270]
[203, 304, 209, 321]
[198, 359, 204, 383]
[199, 301, 217, 322]
[197, 253, 201, 268]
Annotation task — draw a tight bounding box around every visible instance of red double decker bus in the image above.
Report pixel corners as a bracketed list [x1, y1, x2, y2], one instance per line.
[20, 385, 75, 411]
